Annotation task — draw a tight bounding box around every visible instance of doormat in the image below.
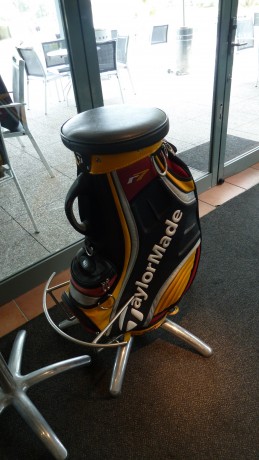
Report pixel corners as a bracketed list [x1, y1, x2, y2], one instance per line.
[178, 134, 258, 172]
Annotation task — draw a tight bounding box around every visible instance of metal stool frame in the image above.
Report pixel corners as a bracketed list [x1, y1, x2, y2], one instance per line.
[0, 329, 90, 458]
[43, 274, 212, 397]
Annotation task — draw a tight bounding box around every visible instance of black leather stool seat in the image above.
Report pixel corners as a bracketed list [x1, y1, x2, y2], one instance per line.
[61, 105, 169, 156]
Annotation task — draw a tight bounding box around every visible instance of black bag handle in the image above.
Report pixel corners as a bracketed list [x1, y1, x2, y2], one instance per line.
[65, 172, 91, 235]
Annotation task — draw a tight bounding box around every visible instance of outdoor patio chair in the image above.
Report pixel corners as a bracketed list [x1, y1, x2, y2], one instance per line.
[41, 38, 70, 72]
[116, 35, 135, 94]
[41, 39, 72, 102]
[96, 39, 124, 102]
[111, 29, 118, 39]
[0, 56, 54, 232]
[16, 46, 70, 115]
[151, 25, 169, 44]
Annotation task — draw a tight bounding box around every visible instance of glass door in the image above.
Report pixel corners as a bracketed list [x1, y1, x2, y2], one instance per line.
[217, 0, 259, 180]
[2, 0, 258, 302]
[90, 0, 221, 192]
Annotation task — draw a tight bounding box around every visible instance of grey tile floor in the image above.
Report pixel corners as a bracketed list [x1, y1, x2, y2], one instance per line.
[0, 45, 258, 282]
[0, 94, 79, 280]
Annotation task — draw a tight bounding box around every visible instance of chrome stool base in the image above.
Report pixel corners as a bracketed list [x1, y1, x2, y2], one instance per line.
[110, 336, 134, 397]
[0, 330, 91, 459]
[161, 318, 213, 358]
[110, 317, 213, 397]
[44, 275, 213, 398]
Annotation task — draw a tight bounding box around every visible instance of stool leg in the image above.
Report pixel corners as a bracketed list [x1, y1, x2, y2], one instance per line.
[110, 336, 134, 397]
[11, 167, 39, 233]
[161, 318, 213, 357]
[13, 392, 68, 460]
[8, 328, 26, 373]
[0, 330, 91, 459]
[0, 354, 16, 410]
[0, 354, 66, 459]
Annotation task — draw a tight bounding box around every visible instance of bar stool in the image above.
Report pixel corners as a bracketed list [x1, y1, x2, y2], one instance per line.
[43, 105, 212, 397]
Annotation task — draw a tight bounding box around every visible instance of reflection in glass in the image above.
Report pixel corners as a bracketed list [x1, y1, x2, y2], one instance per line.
[92, 0, 220, 178]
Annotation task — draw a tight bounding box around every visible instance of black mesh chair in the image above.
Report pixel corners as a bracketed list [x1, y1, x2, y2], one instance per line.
[96, 39, 124, 102]
[41, 39, 70, 72]
[151, 25, 169, 44]
[41, 40, 72, 101]
[16, 46, 69, 114]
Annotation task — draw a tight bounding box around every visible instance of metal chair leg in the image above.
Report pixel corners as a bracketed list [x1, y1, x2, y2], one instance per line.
[26, 130, 55, 178]
[16, 136, 25, 148]
[0, 330, 91, 459]
[161, 317, 213, 357]
[0, 131, 39, 232]
[116, 75, 125, 103]
[110, 335, 134, 397]
[11, 166, 39, 233]
[44, 79, 47, 115]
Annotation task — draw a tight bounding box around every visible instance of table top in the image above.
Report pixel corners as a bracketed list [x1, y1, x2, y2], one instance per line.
[47, 48, 68, 57]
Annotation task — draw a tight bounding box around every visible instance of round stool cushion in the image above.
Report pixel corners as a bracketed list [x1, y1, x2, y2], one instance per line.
[61, 105, 169, 156]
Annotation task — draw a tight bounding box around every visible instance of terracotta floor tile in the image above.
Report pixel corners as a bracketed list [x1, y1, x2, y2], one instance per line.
[0, 301, 27, 337]
[225, 167, 259, 189]
[15, 268, 70, 320]
[198, 200, 216, 218]
[198, 182, 244, 207]
[14, 282, 47, 320]
[45, 269, 70, 310]
[251, 162, 259, 170]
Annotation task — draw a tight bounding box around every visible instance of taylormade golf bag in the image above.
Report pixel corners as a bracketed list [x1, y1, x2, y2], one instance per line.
[61, 133, 201, 338]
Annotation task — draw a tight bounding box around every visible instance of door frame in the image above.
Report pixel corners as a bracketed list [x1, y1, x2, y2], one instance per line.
[188, 0, 232, 193]
[215, 0, 259, 182]
[59, 0, 103, 112]
[197, 0, 258, 191]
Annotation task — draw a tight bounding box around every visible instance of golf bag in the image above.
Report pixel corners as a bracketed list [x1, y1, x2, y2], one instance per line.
[61, 138, 201, 338]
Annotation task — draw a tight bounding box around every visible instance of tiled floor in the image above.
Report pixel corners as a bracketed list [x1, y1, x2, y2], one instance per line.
[0, 163, 258, 338]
